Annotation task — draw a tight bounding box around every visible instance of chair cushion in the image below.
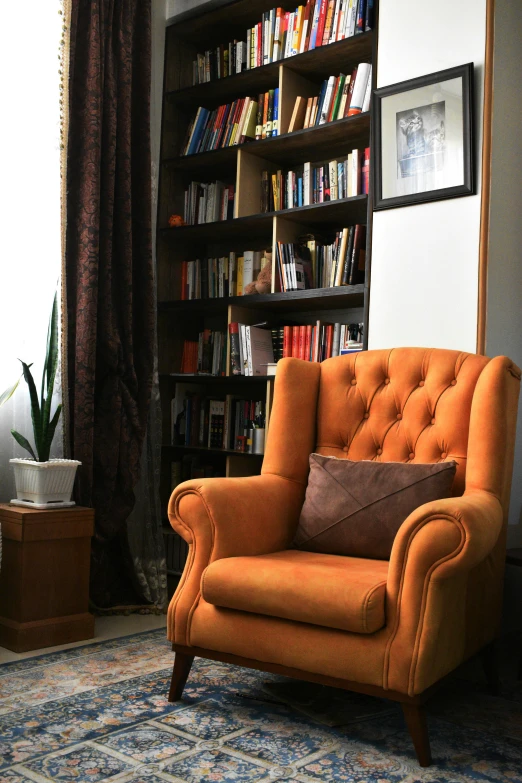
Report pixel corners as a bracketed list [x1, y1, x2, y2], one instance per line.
[201, 550, 388, 634]
[293, 454, 457, 559]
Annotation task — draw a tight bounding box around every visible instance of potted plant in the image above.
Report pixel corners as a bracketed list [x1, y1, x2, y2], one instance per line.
[9, 294, 81, 508]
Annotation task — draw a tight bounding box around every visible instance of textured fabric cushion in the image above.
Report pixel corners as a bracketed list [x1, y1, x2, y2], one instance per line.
[293, 455, 457, 559]
[202, 549, 388, 634]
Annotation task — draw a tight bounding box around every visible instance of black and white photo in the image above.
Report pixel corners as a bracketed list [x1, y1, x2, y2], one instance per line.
[372, 63, 474, 210]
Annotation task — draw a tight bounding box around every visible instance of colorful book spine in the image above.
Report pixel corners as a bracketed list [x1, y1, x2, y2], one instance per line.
[272, 88, 279, 137]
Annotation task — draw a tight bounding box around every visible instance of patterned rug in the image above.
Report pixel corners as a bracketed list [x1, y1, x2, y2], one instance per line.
[1, 628, 521, 783]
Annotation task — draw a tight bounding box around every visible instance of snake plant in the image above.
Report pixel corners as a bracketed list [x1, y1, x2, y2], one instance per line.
[11, 293, 62, 462]
[0, 378, 19, 408]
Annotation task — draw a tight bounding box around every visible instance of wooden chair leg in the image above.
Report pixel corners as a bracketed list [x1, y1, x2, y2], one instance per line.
[401, 703, 432, 767]
[168, 652, 194, 702]
[480, 641, 501, 696]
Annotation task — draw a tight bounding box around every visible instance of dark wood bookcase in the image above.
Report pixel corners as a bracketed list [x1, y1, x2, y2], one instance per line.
[157, 0, 378, 580]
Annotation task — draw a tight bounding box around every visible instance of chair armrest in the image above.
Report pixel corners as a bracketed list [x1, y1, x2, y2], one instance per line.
[167, 473, 305, 645]
[385, 489, 504, 695]
[389, 489, 503, 584]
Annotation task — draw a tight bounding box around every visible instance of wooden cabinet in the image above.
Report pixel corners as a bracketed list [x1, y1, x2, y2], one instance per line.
[0, 505, 95, 652]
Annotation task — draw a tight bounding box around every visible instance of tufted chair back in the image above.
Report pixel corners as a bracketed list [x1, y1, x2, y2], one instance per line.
[263, 348, 521, 521]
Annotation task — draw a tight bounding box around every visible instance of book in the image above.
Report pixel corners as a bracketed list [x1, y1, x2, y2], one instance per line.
[309, 0, 322, 49]
[272, 88, 279, 136]
[348, 62, 371, 115]
[229, 323, 242, 375]
[243, 251, 255, 290]
[362, 147, 370, 194]
[255, 92, 264, 140]
[329, 74, 345, 121]
[246, 325, 275, 375]
[315, 0, 329, 47]
[240, 100, 258, 143]
[208, 400, 225, 448]
[288, 96, 308, 133]
[362, 65, 372, 112]
[303, 96, 313, 128]
[352, 148, 362, 195]
[356, 0, 366, 33]
[322, 0, 335, 45]
[266, 89, 275, 136]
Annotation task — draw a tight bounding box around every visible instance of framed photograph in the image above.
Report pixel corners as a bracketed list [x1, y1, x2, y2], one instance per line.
[372, 63, 474, 210]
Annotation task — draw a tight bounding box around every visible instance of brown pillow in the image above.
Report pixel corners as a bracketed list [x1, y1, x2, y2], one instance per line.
[293, 455, 457, 560]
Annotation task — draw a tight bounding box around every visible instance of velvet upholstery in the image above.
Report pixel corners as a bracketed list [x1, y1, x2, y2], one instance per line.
[202, 550, 388, 633]
[167, 348, 520, 697]
[293, 455, 457, 559]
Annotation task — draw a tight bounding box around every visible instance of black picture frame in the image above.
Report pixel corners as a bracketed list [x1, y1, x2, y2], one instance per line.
[372, 63, 475, 210]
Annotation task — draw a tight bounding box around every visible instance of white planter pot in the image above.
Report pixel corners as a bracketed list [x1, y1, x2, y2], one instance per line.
[10, 458, 82, 509]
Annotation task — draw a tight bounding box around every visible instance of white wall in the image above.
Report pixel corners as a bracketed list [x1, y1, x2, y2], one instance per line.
[368, 0, 486, 352]
[0, 4, 63, 499]
[486, 0, 522, 544]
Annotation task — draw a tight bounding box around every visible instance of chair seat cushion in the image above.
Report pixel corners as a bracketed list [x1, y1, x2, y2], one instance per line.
[201, 550, 388, 634]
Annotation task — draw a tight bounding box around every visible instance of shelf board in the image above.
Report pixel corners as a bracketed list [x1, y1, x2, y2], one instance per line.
[160, 373, 270, 383]
[166, 32, 374, 109]
[158, 284, 365, 313]
[164, 113, 371, 171]
[162, 444, 264, 457]
[158, 196, 368, 242]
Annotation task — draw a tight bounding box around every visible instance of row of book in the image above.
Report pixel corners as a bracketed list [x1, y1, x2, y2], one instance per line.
[191, 0, 374, 85]
[172, 386, 265, 451]
[261, 148, 368, 212]
[229, 324, 275, 376]
[183, 62, 370, 159]
[289, 64, 371, 132]
[276, 226, 365, 291]
[182, 90, 279, 156]
[180, 331, 227, 375]
[183, 181, 235, 225]
[280, 321, 363, 361]
[180, 251, 271, 301]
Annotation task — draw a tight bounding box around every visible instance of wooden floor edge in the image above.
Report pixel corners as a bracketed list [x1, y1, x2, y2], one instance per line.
[172, 643, 432, 705]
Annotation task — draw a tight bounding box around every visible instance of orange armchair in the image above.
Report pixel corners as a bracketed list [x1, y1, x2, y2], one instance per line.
[166, 348, 520, 766]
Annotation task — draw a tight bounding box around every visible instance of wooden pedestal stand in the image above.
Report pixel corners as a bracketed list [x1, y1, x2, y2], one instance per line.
[0, 504, 95, 652]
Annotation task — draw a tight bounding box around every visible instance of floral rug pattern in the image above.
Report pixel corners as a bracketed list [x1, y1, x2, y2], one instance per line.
[0, 629, 521, 782]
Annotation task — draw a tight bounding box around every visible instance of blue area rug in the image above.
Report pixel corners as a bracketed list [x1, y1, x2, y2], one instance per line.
[0, 628, 521, 782]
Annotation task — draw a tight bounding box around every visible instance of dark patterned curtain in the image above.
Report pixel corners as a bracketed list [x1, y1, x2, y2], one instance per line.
[66, 0, 166, 609]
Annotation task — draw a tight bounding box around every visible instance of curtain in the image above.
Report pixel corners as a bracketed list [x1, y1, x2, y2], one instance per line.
[65, 0, 166, 610]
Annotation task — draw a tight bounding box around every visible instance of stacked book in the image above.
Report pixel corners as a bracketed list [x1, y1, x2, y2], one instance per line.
[183, 181, 235, 224]
[172, 389, 265, 452]
[288, 64, 372, 132]
[182, 90, 279, 156]
[255, 90, 279, 139]
[276, 227, 365, 291]
[179, 330, 227, 375]
[229, 323, 275, 376]
[262, 148, 369, 212]
[180, 250, 271, 300]
[192, 0, 374, 85]
[281, 321, 363, 361]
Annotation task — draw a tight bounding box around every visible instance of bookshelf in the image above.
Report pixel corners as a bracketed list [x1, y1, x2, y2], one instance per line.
[157, 0, 378, 579]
